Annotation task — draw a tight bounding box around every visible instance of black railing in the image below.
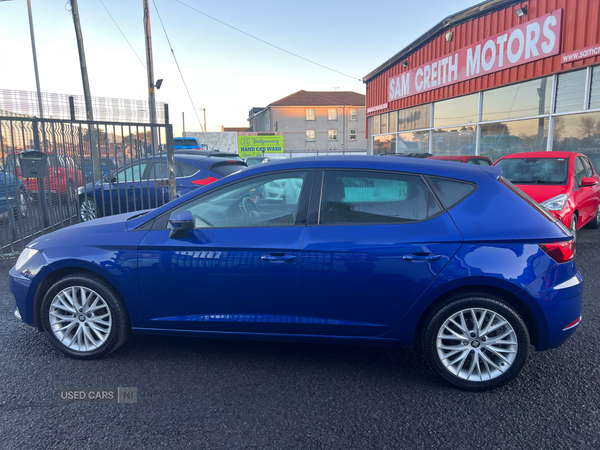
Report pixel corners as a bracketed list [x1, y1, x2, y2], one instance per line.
[1, 114, 174, 258]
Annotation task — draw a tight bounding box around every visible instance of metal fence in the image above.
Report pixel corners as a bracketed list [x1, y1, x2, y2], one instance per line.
[0, 89, 167, 124]
[1, 115, 174, 258]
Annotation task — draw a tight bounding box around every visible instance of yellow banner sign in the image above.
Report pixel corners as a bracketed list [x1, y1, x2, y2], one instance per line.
[238, 136, 284, 158]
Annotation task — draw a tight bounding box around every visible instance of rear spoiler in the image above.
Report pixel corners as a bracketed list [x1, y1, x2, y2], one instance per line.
[481, 165, 502, 179]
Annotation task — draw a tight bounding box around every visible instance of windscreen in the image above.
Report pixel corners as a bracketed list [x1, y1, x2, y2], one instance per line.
[495, 158, 569, 185]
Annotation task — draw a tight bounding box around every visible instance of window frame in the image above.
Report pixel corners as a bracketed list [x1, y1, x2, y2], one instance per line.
[328, 108, 338, 121]
[350, 109, 358, 121]
[306, 108, 315, 121]
[151, 169, 315, 231]
[328, 129, 338, 141]
[306, 129, 316, 142]
[349, 129, 357, 141]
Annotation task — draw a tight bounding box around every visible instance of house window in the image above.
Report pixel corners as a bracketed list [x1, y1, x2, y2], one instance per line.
[328, 129, 338, 141]
[328, 109, 338, 120]
[306, 109, 315, 120]
[306, 130, 316, 142]
[350, 109, 357, 120]
[350, 129, 357, 141]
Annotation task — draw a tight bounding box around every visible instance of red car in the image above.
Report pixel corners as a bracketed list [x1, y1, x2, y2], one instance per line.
[428, 155, 493, 165]
[494, 151, 600, 238]
[8, 151, 83, 203]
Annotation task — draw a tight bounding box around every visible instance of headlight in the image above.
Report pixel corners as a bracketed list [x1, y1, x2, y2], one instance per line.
[77, 186, 85, 195]
[540, 194, 568, 211]
[15, 248, 39, 272]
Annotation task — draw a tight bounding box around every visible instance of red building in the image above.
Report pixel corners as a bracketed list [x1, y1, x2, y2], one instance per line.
[364, 0, 600, 167]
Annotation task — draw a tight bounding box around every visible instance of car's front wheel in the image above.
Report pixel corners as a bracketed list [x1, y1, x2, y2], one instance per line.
[570, 214, 578, 241]
[424, 295, 529, 391]
[586, 204, 600, 229]
[41, 273, 130, 359]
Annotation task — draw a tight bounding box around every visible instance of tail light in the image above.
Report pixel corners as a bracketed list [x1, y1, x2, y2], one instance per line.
[191, 176, 219, 186]
[539, 240, 575, 263]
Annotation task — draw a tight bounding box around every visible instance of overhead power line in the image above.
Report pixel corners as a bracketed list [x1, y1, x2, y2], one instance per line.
[99, 0, 146, 70]
[174, 0, 362, 82]
[152, 0, 204, 131]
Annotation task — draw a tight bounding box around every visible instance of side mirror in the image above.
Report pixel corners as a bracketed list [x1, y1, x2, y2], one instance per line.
[580, 177, 598, 187]
[168, 210, 194, 239]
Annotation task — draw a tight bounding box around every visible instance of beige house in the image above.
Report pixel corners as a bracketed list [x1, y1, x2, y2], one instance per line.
[247, 91, 367, 155]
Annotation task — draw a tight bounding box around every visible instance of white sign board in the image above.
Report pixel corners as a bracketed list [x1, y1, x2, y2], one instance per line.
[186, 132, 238, 153]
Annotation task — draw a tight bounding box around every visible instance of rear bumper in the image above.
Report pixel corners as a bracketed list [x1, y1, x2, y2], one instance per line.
[526, 270, 584, 351]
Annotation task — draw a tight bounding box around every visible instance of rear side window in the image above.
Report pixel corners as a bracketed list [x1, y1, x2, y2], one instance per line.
[319, 170, 441, 225]
[428, 177, 476, 209]
[179, 162, 199, 177]
[209, 161, 247, 177]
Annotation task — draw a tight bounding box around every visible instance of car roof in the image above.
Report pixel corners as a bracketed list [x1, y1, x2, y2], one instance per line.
[238, 155, 502, 179]
[499, 151, 576, 159]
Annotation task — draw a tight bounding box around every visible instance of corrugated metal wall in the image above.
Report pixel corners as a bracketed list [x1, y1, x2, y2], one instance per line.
[366, 0, 600, 114]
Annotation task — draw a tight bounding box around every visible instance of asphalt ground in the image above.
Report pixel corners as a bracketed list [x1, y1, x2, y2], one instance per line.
[0, 229, 598, 449]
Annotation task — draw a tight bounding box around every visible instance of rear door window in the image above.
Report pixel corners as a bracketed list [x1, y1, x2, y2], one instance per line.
[319, 170, 441, 225]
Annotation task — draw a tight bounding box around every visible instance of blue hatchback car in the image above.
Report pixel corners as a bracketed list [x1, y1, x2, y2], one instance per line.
[10, 156, 582, 390]
[78, 153, 247, 221]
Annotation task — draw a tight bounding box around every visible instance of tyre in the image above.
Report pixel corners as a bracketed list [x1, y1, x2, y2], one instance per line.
[41, 273, 130, 359]
[80, 198, 98, 222]
[569, 214, 578, 241]
[585, 204, 600, 229]
[423, 295, 529, 391]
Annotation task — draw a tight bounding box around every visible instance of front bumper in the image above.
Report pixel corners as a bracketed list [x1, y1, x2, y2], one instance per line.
[9, 266, 36, 326]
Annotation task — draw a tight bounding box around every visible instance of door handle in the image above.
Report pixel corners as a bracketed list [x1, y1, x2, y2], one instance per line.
[402, 253, 442, 261]
[261, 253, 297, 263]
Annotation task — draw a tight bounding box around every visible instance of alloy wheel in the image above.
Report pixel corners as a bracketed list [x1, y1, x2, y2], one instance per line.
[570, 215, 577, 240]
[48, 286, 112, 352]
[436, 308, 518, 382]
[80, 199, 97, 221]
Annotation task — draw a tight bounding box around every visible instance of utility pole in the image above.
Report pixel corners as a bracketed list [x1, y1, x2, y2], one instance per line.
[182, 112, 185, 137]
[26, 0, 43, 120]
[70, 0, 101, 180]
[199, 108, 206, 132]
[143, 0, 157, 155]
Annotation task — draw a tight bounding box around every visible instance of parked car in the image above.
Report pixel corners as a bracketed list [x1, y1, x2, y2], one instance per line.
[494, 151, 600, 238]
[428, 155, 493, 165]
[77, 153, 247, 221]
[173, 137, 205, 151]
[83, 157, 116, 182]
[9, 150, 83, 204]
[11, 156, 582, 390]
[0, 167, 28, 220]
[382, 153, 493, 165]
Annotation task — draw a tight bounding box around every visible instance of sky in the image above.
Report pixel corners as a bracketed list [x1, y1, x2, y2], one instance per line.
[0, 0, 478, 136]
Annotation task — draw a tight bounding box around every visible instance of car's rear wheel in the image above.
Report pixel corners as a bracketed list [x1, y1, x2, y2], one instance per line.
[80, 198, 97, 222]
[424, 296, 529, 391]
[585, 204, 600, 229]
[41, 273, 130, 359]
